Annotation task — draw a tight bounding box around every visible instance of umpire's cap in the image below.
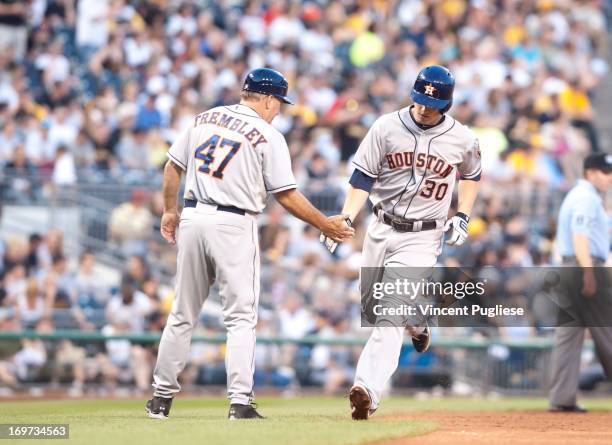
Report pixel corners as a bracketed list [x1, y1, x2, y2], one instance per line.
[242, 68, 293, 105]
[411, 65, 455, 112]
[584, 153, 612, 173]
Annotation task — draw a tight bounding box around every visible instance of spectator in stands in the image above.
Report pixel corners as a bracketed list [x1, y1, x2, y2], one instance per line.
[310, 314, 354, 395]
[1, 273, 25, 312]
[43, 254, 93, 330]
[106, 279, 154, 333]
[40, 229, 65, 269]
[15, 278, 46, 330]
[122, 256, 150, 290]
[253, 312, 297, 391]
[35, 40, 72, 92]
[25, 234, 44, 274]
[53, 339, 87, 398]
[287, 225, 328, 260]
[558, 78, 599, 151]
[2, 235, 28, 274]
[3, 145, 39, 203]
[0, 318, 53, 396]
[108, 189, 153, 256]
[115, 127, 152, 172]
[279, 293, 315, 339]
[102, 279, 154, 394]
[259, 203, 290, 262]
[0, 0, 28, 61]
[134, 95, 162, 131]
[0, 119, 20, 163]
[74, 250, 111, 317]
[52, 145, 77, 187]
[76, 0, 109, 62]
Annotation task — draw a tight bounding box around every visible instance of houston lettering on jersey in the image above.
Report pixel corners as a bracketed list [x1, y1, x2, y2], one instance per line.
[385, 152, 454, 178]
[194, 111, 268, 148]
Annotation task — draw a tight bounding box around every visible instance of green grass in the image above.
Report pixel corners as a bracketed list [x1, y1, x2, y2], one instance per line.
[2, 396, 612, 445]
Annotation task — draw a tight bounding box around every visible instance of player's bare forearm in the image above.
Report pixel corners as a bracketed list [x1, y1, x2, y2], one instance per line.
[274, 188, 354, 242]
[572, 234, 593, 268]
[342, 186, 370, 222]
[162, 160, 183, 214]
[456, 179, 480, 217]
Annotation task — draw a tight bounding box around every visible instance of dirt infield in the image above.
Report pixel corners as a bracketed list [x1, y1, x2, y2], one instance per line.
[376, 411, 612, 445]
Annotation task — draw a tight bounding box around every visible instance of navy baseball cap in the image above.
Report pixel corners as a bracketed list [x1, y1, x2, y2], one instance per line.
[584, 153, 612, 173]
[242, 68, 293, 105]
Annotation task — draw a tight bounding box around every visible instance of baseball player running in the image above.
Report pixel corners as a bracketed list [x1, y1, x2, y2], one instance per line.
[146, 68, 354, 420]
[321, 65, 481, 420]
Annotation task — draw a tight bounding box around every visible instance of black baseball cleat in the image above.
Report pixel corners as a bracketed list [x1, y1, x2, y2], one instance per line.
[228, 403, 265, 420]
[549, 404, 588, 413]
[349, 385, 373, 420]
[411, 324, 431, 353]
[145, 396, 173, 420]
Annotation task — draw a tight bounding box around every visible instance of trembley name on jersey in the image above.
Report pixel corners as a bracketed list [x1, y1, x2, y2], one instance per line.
[194, 110, 268, 148]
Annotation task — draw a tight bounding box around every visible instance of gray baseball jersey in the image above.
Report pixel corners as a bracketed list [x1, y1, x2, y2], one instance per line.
[167, 103, 297, 212]
[352, 106, 481, 220]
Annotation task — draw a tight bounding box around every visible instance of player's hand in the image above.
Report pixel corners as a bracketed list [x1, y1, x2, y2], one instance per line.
[321, 215, 355, 244]
[581, 269, 596, 298]
[160, 211, 179, 244]
[444, 212, 469, 246]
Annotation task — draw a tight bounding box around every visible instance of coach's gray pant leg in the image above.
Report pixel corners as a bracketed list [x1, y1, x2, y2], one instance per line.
[214, 216, 260, 405]
[153, 213, 212, 398]
[549, 327, 585, 407]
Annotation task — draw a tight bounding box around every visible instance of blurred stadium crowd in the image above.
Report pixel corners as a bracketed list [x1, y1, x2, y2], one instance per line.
[0, 0, 610, 395]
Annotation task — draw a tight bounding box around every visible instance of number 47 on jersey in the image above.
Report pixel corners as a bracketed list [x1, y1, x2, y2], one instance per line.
[195, 134, 242, 180]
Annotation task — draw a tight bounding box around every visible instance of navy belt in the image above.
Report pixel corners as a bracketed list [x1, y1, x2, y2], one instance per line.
[375, 207, 438, 232]
[184, 199, 246, 215]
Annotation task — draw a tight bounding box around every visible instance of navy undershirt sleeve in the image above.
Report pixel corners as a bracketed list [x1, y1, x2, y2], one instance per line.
[350, 169, 375, 192]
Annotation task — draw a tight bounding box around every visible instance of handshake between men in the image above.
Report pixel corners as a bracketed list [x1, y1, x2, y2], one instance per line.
[320, 215, 355, 248]
[320, 218, 353, 253]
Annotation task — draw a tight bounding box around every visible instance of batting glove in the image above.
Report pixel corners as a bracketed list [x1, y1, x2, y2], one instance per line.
[444, 212, 469, 246]
[319, 233, 338, 253]
[320, 218, 352, 254]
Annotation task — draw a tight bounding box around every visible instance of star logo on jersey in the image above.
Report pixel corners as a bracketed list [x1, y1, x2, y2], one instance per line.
[424, 84, 436, 96]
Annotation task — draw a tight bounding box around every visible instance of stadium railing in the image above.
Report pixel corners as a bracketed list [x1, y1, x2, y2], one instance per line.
[0, 330, 596, 395]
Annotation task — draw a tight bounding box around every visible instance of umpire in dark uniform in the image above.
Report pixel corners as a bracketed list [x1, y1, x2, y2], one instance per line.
[549, 153, 612, 412]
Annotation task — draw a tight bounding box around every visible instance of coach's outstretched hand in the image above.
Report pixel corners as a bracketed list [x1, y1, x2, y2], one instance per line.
[161, 211, 179, 245]
[322, 215, 355, 244]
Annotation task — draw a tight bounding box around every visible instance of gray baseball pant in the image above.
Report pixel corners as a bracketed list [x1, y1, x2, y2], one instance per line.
[152, 203, 260, 405]
[354, 217, 444, 410]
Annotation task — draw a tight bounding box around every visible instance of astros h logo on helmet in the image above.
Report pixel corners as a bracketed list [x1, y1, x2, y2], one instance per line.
[424, 84, 436, 96]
